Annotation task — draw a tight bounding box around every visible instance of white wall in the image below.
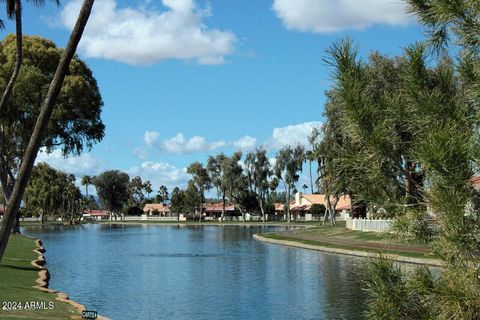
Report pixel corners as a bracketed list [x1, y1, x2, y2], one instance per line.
[345, 217, 393, 232]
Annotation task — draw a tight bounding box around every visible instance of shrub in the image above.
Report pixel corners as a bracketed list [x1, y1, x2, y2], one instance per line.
[123, 205, 143, 216]
[309, 204, 326, 215]
[390, 210, 437, 243]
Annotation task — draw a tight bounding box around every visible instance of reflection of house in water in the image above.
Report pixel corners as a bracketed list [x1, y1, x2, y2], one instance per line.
[143, 203, 171, 216]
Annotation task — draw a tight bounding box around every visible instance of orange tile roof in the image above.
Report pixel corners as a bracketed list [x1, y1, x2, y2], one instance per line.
[291, 204, 311, 211]
[143, 203, 171, 212]
[302, 194, 327, 204]
[301, 194, 351, 210]
[335, 196, 351, 210]
[470, 176, 480, 188]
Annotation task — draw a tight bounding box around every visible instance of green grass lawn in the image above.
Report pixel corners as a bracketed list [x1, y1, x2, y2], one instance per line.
[288, 221, 425, 244]
[0, 235, 82, 320]
[260, 222, 439, 260]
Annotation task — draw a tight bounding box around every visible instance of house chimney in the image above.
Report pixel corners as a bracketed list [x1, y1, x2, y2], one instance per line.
[296, 192, 302, 205]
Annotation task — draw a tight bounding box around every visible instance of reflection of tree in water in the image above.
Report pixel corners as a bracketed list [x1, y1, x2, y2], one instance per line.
[321, 254, 367, 319]
[219, 225, 275, 241]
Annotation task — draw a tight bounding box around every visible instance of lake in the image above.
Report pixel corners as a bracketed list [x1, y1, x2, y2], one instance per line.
[23, 224, 367, 320]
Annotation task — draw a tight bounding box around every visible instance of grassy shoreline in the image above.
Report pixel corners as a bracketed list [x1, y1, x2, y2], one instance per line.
[254, 223, 443, 267]
[0, 235, 85, 319]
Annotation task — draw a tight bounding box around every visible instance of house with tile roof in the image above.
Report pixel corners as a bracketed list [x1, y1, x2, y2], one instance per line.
[203, 203, 236, 220]
[82, 209, 110, 221]
[290, 192, 352, 221]
[143, 203, 171, 216]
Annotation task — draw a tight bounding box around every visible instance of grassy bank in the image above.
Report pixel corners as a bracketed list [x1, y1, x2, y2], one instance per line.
[257, 222, 440, 262]
[0, 235, 82, 319]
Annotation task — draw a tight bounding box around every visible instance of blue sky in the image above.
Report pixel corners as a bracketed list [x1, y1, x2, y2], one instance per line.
[3, 0, 425, 195]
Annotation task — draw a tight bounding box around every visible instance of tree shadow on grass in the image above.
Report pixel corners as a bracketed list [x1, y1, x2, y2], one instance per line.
[0, 264, 38, 272]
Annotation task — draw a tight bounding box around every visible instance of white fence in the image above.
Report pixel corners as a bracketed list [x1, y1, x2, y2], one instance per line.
[138, 214, 187, 222]
[123, 216, 144, 221]
[345, 217, 394, 232]
[20, 217, 43, 222]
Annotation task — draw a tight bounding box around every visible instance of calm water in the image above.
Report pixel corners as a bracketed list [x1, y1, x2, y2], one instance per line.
[23, 224, 367, 320]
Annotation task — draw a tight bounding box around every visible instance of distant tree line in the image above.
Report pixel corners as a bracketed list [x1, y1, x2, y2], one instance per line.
[20, 142, 321, 224]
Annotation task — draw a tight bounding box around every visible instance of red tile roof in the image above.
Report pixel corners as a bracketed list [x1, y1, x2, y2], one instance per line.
[83, 210, 109, 216]
[204, 203, 235, 212]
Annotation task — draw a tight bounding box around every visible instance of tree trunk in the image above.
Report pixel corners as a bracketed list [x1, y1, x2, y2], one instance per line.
[12, 215, 20, 234]
[286, 187, 291, 223]
[0, 168, 21, 234]
[330, 196, 338, 226]
[309, 160, 314, 194]
[260, 194, 265, 223]
[0, 1, 23, 235]
[317, 160, 321, 193]
[199, 194, 203, 223]
[323, 195, 338, 226]
[0, 0, 22, 115]
[405, 160, 417, 205]
[239, 207, 246, 223]
[322, 206, 329, 226]
[0, 0, 95, 263]
[221, 193, 225, 222]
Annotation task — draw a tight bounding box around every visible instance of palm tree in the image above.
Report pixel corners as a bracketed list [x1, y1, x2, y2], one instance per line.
[302, 184, 308, 194]
[0, 0, 95, 263]
[156, 185, 168, 205]
[273, 145, 305, 223]
[81, 175, 92, 197]
[305, 150, 315, 194]
[247, 148, 271, 223]
[143, 180, 152, 200]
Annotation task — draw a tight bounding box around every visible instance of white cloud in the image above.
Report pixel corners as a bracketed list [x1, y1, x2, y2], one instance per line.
[144, 130, 160, 146]
[61, 0, 236, 65]
[35, 148, 106, 177]
[129, 161, 189, 191]
[141, 121, 321, 155]
[161, 133, 227, 154]
[233, 135, 257, 150]
[269, 121, 322, 148]
[272, 0, 412, 34]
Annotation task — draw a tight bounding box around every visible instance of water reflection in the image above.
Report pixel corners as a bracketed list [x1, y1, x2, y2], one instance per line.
[23, 224, 368, 320]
